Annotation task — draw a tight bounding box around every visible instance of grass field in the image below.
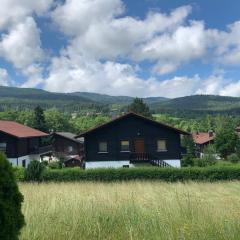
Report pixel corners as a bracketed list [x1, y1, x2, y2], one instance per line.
[19, 181, 240, 240]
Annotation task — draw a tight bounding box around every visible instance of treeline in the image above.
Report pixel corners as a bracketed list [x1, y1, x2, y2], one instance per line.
[155, 114, 240, 132]
[1, 108, 240, 134]
[0, 108, 111, 134]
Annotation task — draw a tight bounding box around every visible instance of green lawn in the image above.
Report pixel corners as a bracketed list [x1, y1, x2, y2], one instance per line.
[19, 181, 240, 240]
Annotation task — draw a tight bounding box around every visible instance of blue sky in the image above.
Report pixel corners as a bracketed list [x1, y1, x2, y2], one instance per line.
[0, 0, 240, 97]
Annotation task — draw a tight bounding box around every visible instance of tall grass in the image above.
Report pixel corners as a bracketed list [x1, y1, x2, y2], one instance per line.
[19, 182, 240, 240]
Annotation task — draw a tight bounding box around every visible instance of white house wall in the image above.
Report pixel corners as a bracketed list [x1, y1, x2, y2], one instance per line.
[85, 159, 181, 169]
[7, 154, 50, 167]
[8, 155, 31, 167]
[164, 160, 181, 168]
[85, 161, 131, 169]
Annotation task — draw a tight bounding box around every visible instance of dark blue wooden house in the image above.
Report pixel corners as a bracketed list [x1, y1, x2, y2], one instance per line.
[77, 112, 189, 168]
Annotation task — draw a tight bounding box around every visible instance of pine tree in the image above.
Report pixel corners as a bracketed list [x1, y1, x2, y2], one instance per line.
[33, 106, 47, 132]
[127, 98, 152, 118]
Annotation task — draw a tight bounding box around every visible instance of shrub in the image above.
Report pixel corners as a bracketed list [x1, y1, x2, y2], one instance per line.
[0, 153, 25, 240]
[13, 167, 25, 181]
[227, 153, 239, 164]
[41, 166, 240, 182]
[25, 160, 45, 182]
[48, 161, 62, 169]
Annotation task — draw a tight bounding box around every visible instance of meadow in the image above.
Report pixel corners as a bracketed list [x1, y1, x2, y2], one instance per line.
[19, 181, 240, 240]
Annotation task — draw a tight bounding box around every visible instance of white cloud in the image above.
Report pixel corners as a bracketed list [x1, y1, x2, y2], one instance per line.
[135, 21, 207, 74]
[1, 0, 240, 98]
[42, 44, 210, 98]
[0, 17, 43, 69]
[219, 81, 240, 97]
[0, 68, 11, 86]
[0, 0, 53, 30]
[52, 1, 191, 59]
[207, 21, 240, 66]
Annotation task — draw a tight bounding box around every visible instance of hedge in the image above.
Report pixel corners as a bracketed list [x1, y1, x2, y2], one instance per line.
[40, 166, 240, 182]
[14, 166, 240, 182]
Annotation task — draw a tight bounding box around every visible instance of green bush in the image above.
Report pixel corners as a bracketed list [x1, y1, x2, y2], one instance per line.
[227, 153, 239, 163]
[48, 161, 62, 169]
[40, 166, 240, 182]
[25, 160, 45, 182]
[0, 153, 25, 240]
[13, 167, 25, 181]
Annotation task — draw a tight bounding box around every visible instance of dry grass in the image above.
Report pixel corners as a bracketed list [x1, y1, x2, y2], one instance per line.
[19, 181, 240, 240]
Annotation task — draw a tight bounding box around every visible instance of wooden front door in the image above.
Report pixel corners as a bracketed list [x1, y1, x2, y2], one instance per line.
[134, 139, 145, 153]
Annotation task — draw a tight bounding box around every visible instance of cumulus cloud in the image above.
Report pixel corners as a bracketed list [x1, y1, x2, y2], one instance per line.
[43, 43, 234, 98]
[1, 0, 240, 98]
[52, 1, 191, 59]
[0, 68, 11, 86]
[0, 0, 53, 30]
[0, 17, 43, 69]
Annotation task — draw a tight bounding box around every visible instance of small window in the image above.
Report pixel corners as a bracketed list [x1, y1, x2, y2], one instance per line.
[120, 140, 130, 152]
[0, 143, 6, 153]
[98, 142, 108, 153]
[157, 140, 167, 151]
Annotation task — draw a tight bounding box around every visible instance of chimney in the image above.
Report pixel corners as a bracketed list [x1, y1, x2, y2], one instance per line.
[208, 130, 213, 137]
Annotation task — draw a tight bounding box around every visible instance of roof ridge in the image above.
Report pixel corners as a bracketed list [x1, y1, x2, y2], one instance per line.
[76, 112, 189, 137]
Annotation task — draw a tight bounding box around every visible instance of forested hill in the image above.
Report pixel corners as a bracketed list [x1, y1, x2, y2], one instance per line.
[151, 95, 240, 117]
[0, 86, 105, 113]
[69, 92, 168, 105]
[1, 86, 240, 116]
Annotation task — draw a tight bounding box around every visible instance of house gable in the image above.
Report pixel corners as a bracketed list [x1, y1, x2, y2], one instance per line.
[82, 113, 188, 163]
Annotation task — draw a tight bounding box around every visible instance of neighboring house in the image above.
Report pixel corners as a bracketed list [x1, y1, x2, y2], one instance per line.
[52, 132, 84, 158]
[77, 112, 189, 169]
[0, 120, 52, 167]
[192, 131, 215, 157]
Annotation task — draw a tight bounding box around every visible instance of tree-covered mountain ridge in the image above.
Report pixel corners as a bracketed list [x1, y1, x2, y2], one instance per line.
[1, 86, 240, 115]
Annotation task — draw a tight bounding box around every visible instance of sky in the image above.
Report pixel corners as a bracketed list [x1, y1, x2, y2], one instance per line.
[0, 0, 240, 98]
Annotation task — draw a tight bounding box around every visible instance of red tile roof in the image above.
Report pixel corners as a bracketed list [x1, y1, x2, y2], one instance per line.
[0, 120, 48, 138]
[192, 132, 215, 145]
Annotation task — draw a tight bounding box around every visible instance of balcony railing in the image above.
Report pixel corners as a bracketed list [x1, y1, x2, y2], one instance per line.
[129, 152, 171, 168]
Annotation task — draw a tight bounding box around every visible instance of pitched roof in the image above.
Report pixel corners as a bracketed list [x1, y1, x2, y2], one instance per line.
[0, 120, 48, 138]
[77, 112, 189, 137]
[192, 132, 215, 145]
[54, 132, 84, 143]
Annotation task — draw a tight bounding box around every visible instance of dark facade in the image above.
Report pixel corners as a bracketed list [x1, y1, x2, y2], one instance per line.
[0, 131, 51, 158]
[53, 132, 84, 156]
[78, 113, 188, 163]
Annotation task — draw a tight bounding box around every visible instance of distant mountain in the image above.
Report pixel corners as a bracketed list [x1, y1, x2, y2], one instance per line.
[151, 95, 240, 117]
[69, 92, 168, 105]
[69, 92, 133, 105]
[1, 86, 240, 117]
[0, 86, 103, 113]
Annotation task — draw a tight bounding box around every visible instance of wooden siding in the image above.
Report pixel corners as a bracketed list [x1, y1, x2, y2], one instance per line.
[53, 135, 83, 155]
[84, 115, 182, 162]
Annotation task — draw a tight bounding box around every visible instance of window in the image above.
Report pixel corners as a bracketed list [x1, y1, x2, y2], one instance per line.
[68, 146, 73, 153]
[120, 140, 130, 152]
[98, 141, 108, 153]
[0, 143, 6, 153]
[157, 140, 167, 151]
